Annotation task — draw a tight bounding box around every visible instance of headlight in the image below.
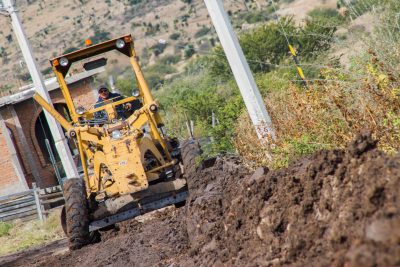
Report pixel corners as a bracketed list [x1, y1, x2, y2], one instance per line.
[76, 106, 86, 115]
[132, 90, 140, 97]
[111, 130, 122, 139]
[116, 39, 125, 49]
[59, 57, 69, 67]
[149, 104, 158, 112]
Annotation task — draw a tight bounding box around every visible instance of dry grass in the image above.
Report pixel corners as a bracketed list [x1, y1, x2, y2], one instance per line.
[235, 1, 400, 169]
[235, 57, 400, 169]
[0, 209, 64, 256]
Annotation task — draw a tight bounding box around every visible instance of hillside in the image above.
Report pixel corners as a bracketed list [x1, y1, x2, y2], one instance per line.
[0, 0, 343, 96]
[0, 0, 264, 95]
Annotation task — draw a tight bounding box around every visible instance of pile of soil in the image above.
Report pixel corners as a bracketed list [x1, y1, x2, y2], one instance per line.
[2, 132, 400, 266]
[182, 132, 400, 266]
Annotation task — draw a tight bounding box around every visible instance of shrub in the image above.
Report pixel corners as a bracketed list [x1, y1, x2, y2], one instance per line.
[0, 46, 6, 58]
[18, 72, 32, 82]
[194, 27, 210, 38]
[308, 8, 346, 25]
[128, 0, 142, 5]
[207, 16, 337, 80]
[159, 54, 181, 65]
[337, 0, 377, 18]
[184, 44, 195, 59]
[116, 76, 137, 96]
[42, 67, 53, 76]
[63, 47, 78, 54]
[89, 26, 110, 44]
[0, 222, 13, 237]
[207, 18, 296, 79]
[169, 32, 181, 40]
[145, 63, 177, 75]
[150, 43, 167, 56]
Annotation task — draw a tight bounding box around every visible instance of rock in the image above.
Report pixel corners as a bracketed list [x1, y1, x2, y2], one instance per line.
[201, 238, 217, 253]
[365, 218, 400, 244]
[244, 167, 269, 186]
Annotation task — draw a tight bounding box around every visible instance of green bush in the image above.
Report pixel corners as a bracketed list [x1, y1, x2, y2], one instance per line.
[155, 62, 244, 154]
[337, 0, 377, 18]
[308, 8, 346, 25]
[89, 26, 111, 44]
[159, 54, 181, 65]
[145, 73, 165, 90]
[42, 67, 53, 76]
[150, 43, 167, 56]
[297, 17, 337, 60]
[207, 16, 337, 80]
[116, 76, 137, 96]
[239, 10, 270, 24]
[169, 32, 181, 40]
[184, 44, 195, 59]
[0, 222, 13, 237]
[0, 46, 7, 58]
[207, 18, 296, 79]
[117, 60, 178, 94]
[145, 63, 177, 75]
[194, 27, 211, 38]
[63, 47, 78, 54]
[128, 0, 142, 5]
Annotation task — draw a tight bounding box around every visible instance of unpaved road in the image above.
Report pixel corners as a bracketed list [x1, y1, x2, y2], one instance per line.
[1, 132, 400, 267]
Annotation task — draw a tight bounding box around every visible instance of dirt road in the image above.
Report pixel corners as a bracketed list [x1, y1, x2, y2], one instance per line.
[1, 132, 399, 267]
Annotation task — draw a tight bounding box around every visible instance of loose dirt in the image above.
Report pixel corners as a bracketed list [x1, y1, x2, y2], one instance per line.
[1, 132, 399, 267]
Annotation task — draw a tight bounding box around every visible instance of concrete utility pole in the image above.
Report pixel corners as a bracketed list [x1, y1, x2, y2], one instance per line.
[2, 0, 79, 179]
[203, 0, 276, 141]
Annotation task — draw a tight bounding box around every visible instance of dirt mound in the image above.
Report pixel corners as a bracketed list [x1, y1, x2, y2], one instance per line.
[3, 133, 399, 266]
[184, 133, 400, 266]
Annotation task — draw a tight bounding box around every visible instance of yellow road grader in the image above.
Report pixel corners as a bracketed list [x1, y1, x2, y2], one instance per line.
[33, 35, 199, 250]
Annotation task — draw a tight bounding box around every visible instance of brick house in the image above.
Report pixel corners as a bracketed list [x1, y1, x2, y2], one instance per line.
[0, 67, 104, 197]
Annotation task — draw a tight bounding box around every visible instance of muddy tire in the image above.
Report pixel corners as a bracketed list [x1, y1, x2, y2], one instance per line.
[60, 206, 67, 235]
[64, 178, 90, 250]
[181, 139, 201, 179]
[179, 138, 201, 201]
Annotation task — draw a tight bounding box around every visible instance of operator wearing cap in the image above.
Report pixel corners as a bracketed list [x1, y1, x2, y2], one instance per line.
[94, 85, 140, 120]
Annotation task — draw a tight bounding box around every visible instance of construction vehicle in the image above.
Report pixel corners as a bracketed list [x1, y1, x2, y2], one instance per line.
[33, 34, 200, 250]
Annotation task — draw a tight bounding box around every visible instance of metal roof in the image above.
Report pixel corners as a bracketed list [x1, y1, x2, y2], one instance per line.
[0, 66, 105, 107]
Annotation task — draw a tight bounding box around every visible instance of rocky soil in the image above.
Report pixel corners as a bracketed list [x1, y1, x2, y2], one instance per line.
[1, 132, 399, 267]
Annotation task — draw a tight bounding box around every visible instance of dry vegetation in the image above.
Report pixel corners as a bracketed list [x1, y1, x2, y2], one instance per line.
[0, 210, 64, 255]
[236, 65, 400, 168]
[235, 1, 400, 168]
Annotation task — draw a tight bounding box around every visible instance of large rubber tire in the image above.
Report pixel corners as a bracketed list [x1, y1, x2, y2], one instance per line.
[181, 139, 201, 182]
[63, 178, 90, 250]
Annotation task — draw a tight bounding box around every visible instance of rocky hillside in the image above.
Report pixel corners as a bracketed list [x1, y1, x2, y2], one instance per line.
[0, 0, 263, 94]
[0, 0, 342, 96]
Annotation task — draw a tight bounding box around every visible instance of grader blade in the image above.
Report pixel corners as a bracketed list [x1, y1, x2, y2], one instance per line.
[89, 190, 188, 231]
